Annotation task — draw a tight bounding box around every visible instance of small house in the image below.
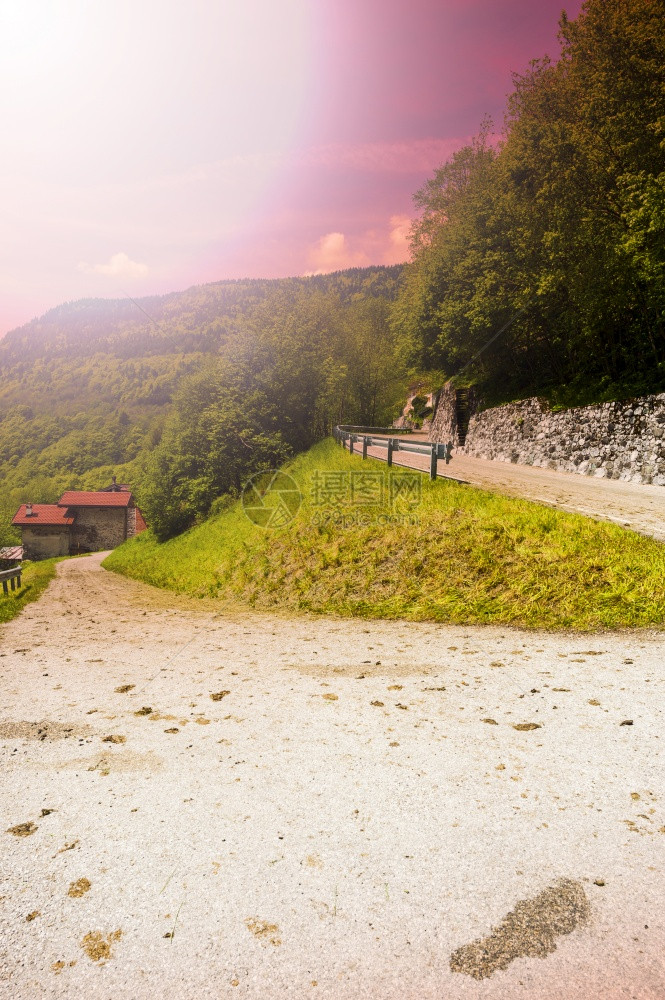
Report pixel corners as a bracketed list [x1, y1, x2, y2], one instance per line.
[12, 482, 147, 561]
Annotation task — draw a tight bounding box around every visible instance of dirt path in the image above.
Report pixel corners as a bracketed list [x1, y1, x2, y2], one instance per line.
[354, 438, 665, 541]
[1, 554, 664, 999]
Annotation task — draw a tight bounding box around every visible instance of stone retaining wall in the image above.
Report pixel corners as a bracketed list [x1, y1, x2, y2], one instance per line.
[430, 390, 665, 486]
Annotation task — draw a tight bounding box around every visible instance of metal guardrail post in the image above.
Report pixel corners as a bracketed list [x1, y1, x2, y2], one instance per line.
[349, 434, 355, 455]
[0, 567, 22, 595]
[362, 436, 368, 460]
[430, 443, 437, 480]
[387, 438, 394, 467]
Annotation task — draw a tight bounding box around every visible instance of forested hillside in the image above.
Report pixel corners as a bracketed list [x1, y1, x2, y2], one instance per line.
[394, 0, 665, 407]
[0, 267, 405, 543]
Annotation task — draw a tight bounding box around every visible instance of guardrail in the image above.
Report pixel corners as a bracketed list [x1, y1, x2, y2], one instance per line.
[333, 426, 453, 480]
[335, 425, 415, 435]
[0, 566, 22, 596]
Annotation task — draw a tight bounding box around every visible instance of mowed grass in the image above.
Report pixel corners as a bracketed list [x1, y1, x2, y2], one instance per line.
[103, 439, 665, 630]
[0, 559, 60, 625]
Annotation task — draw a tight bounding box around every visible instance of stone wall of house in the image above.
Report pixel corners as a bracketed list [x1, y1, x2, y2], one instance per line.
[438, 393, 665, 485]
[70, 508, 127, 553]
[22, 527, 71, 561]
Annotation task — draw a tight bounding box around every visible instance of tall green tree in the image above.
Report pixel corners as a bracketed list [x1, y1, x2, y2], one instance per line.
[396, 0, 665, 402]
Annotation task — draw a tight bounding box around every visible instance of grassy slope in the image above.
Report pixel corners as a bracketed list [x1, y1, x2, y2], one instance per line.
[103, 440, 665, 630]
[0, 559, 60, 625]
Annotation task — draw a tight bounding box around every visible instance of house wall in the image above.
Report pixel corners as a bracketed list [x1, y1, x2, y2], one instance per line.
[126, 506, 146, 537]
[22, 527, 70, 561]
[70, 507, 127, 553]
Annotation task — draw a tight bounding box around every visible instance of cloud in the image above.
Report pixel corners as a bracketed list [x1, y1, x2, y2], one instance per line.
[78, 252, 148, 278]
[304, 215, 413, 277]
[304, 232, 371, 275]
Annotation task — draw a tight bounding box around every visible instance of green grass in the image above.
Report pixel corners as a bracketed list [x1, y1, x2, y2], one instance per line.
[0, 559, 61, 625]
[103, 439, 665, 630]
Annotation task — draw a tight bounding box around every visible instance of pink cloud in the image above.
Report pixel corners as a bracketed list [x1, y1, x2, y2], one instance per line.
[304, 232, 371, 275]
[304, 214, 412, 276]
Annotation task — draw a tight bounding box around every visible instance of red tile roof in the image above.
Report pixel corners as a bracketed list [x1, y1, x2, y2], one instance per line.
[12, 504, 75, 527]
[58, 491, 132, 508]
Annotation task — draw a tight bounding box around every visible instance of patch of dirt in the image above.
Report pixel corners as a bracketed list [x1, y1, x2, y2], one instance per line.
[211, 691, 231, 701]
[68, 878, 91, 898]
[114, 684, 135, 693]
[26, 911, 40, 921]
[513, 723, 542, 731]
[244, 917, 281, 946]
[81, 929, 122, 963]
[6, 822, 37, 837]
[0, 720, 93, 741]
[449, 879, 590, 980]
[101, 734, 126, 744]
[55, 840, 79, 856]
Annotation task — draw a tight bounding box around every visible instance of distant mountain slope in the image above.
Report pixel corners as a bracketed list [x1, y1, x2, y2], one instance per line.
[0, 266, 404, 544]
[1, 267, 403, 363]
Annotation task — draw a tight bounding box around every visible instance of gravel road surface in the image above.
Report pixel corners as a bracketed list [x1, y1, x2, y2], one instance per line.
[1, 554, 664, 999]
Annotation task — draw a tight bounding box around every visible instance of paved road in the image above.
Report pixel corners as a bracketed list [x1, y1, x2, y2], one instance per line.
[346, 437, 665, 541]
[1, 554, 664, 998]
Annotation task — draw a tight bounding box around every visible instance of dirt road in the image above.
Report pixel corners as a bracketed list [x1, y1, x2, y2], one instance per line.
[1, 554, 664, 998]
[355, 438, 665, 541]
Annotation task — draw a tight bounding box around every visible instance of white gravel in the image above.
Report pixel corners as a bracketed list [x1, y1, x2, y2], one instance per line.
[1, 553, 664, 999]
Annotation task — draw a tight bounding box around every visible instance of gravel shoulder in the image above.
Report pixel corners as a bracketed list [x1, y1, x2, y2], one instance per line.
[1, 554, 664, 999]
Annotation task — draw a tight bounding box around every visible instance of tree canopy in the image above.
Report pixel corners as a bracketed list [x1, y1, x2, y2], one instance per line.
[395, 0, 665, 405]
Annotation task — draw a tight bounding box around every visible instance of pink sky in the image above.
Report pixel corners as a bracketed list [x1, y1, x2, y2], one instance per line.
[0, 0, 582, 336]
